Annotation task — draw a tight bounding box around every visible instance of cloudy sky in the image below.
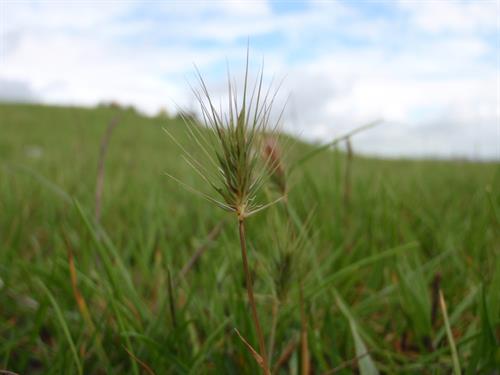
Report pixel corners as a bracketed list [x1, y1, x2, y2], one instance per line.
[1, 0, 498, 159]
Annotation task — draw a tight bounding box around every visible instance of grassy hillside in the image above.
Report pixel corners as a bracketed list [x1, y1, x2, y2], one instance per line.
[0, 103, 498, 374]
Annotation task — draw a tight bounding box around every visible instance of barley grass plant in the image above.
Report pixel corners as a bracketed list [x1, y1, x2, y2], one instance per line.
[165, 53, 286, 374]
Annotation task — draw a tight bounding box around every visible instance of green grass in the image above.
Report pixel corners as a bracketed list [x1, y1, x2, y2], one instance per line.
[1, 103, 498, 374]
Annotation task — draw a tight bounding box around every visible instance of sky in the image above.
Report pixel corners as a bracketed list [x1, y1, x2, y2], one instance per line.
[1, 0, 499, 159]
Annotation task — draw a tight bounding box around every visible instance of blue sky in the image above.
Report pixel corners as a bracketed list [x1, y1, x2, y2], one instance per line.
[1, 0, 498, 158]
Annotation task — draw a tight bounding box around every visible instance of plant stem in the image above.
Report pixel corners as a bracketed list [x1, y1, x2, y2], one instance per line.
[238, 218, 270, 375]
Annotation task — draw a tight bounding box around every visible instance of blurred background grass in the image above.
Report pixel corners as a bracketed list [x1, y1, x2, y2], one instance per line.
[0, 103, 498, 374]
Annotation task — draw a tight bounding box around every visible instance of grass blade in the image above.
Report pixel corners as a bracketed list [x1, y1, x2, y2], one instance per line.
[36, 278, 83, 375]
[335, 291, 379, 375]
[306, 242, 418, 299]
[290, 119, 381, 171]
[439, 290, 462, 375]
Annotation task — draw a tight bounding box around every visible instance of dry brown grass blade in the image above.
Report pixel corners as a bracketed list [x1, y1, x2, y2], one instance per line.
[123, 346, 156, 375]
[178, 220, 225, 280]
[234, 328, 265, 370]
[95, 115, 120, 222]
[271, 337, 298, 374]
[68, 248, 92, 327]
[439, 290, 461, 375]
[64, 234, 109, 365]
[64, 234, 94, 332]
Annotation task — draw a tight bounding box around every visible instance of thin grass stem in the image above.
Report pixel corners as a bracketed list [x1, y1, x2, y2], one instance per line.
[238, 218, 270, 375]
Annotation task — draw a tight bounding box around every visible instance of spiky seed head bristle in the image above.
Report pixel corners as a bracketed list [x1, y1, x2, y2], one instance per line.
[170, 52, 286, 219]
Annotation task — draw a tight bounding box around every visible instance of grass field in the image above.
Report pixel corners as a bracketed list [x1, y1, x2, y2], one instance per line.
[1, 103, 498, 374]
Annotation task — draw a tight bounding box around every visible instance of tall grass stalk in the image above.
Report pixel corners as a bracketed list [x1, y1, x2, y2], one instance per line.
[238, 217, 269, 373]
[165, 52, 285, 374]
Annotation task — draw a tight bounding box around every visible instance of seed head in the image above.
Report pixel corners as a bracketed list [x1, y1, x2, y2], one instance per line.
[166, 52, 286, 220]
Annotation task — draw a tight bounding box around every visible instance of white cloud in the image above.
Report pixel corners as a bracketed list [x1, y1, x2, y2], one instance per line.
[0, 0, 498, 159]
[399, 0, 498, 34]
[284, 57, 497, 158]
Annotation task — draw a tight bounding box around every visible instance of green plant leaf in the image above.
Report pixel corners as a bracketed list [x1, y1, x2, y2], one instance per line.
[335, 291, 379, 375]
